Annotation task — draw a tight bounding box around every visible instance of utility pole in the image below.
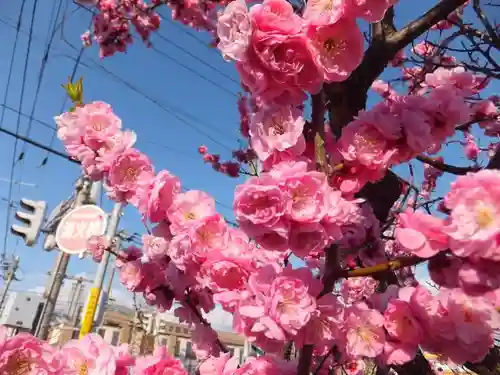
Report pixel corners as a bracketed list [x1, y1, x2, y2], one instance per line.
[35, 178, 92, 340]
[94, 238, 119, 329]
[79, 202, 123, 338]
[0, 256, 20, 311]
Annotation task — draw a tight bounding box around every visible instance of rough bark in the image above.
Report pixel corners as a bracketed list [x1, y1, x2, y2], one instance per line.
[323, 1, 469, 374]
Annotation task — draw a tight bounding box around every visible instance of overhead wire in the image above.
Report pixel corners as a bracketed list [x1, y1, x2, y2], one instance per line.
[10, 0, 65, 256]
[0, 103, 203, 162]
[47, 52, 236, 151]
[0, 5, 239, 219]
[0, 0, 28, 128]
[2, 124, 238, 226]
[0, 1, 28, 262]
[19, 0, 64, 157]
[153, 31, 240, 85]
[164, 18, 216, 53]
[147, 42, 238, 97]
[1, 0, 39, 261]
[75, 5, 239, 97]
[73, 5, 240, 141]
[0, 10, 240, 155]
[37, 4, 88, 170]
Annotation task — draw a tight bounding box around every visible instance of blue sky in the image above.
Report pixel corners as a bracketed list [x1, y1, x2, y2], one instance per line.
[0, 0, 498, 309]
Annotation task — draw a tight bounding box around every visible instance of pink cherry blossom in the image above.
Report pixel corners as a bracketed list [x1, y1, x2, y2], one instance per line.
[425, 66, 485, 96]
[409, 286, 455, 342]
[457, 258, 500, 294]
[119, 260, 145, 292]
[134, 346, 187, 375]
[381, 341, 418, 365]
[249, 105, 305, 161]
[198, 253, 254, 292]
[267, 268, 319, 336]
[345, 0, 398, 22]
[282, 170, 329, 223]
[384, 299, 422, 344]
[234, 175, 285, 229]
[303, 0, 345, 26]
[463, 133, 480, 161]
[113, 344, 136, 375]
[199, 353, 239, 375]
[79, 101, 122, 150]
[307, 19, 364, 82]
[86, 235, 109, 263]
[168, 190, 217, 234]
[289, 222, 329, 258]
[444, 170, 500, 260]
[138, 170, 181, 223]
[249, 0, 303, 35]
[216, 0, 252, 61]
[343, 304, 386, 358]
[142, 234, 169, 262]
[296, 293, 344, 349]
[250, 31, 323, 97]
[0, 331, 62, 374]
[473, 99, 500, 136]
[107, 148, 155, 204]
[189, 214, 229, 256]
[340, 277, 378, 304]
[60, 333, 117, 374]
[395, 209, 449, 258]
[235, 356, 297, 375]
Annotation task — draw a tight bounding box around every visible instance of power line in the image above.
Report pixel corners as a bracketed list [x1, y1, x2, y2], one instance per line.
[72, 5, 240, 141]
[153, 31, 239, 85]
[0, 127, 237, 223]
[0, 126, 79, 165]
[49, 52, 236, 151]
[20, 0, 64, 157]
[0, 13, 240, 152]
[147, 41, 238, 98]
[76, 5, 239, 97]
[165, 18, 217, 52]
[0, 0, 28, 128]
[0, 103, 203, 162]
[10, 0, 66, 256]
[2, 0, 38, 261]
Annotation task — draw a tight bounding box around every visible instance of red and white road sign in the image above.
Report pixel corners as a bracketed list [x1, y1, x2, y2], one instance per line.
[55, 205, 108, 255]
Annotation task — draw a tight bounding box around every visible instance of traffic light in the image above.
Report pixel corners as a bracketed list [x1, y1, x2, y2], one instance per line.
[11, 199, 47, 247]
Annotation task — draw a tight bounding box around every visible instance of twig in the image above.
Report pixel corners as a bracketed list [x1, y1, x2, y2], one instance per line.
[345, 255, 426, 278]
[184, 294, 229, 353]
[388, 0, 469, 51]
[297, 345, 314, 375]
[416, 155, 479, 175]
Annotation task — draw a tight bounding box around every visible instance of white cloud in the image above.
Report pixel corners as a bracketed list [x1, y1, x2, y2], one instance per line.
[204, 305, 233, 332]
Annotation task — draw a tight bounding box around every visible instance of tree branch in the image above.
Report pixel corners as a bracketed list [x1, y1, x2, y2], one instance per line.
[416, 155, 479, 175]
[184, 294, 229, 353]
[388, 0, 469, 50]
[319, 245, 342, 297]
[344, 255, 426, 278]
[472, 0, 500, 49]
[297, 345, 314, 375]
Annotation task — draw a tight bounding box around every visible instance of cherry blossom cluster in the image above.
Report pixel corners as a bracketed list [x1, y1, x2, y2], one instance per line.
[333, 66, 491, 195]
[0, 327, 301, 375]
[34, 0, 500, 373]
[197, 144, 256, 178]
[217, 0, 385, 105]
[52, 96, 500, 372]
[396, 170, 500, 295]
[79, 0, 224, 58]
